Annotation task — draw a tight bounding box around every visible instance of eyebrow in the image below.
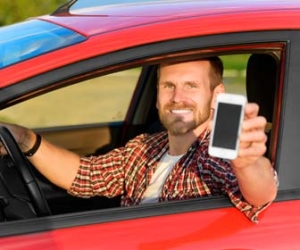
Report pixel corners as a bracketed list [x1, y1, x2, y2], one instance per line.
[159, 80, 199, 85]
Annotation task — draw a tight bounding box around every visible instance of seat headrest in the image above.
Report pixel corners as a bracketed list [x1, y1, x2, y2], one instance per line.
[246, 53, 278, 122]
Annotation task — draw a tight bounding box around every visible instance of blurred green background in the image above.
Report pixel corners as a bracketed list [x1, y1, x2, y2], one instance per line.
[0, 0, 67, 26]
[0, 0, 249, 128]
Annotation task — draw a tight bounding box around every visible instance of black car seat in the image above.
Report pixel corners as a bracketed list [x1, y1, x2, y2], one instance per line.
[246, 53, 278, 155]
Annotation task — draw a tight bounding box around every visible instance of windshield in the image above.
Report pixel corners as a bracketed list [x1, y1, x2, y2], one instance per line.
[0, 19, 86, 68]
[69, 0, 170, 9]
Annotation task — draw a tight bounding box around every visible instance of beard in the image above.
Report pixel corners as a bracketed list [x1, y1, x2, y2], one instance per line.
[158, 101, 211, 136]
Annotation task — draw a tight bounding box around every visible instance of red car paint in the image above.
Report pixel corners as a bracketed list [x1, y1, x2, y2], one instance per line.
[1, 201, 300, 249]
[1, 6, 300, 87]
[0, 1, 300, 249]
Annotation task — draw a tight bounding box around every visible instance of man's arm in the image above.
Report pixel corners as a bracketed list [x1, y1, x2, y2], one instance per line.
[232, 156, 277, 207]
[231, 103, 278, 207]
[0, 123, 80, 190]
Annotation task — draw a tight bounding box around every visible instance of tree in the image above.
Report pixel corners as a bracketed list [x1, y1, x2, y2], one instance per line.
[0, 0, 67, 26]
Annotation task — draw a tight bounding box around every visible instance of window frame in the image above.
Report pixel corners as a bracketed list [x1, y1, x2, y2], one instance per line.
[0, 30, 296, 237]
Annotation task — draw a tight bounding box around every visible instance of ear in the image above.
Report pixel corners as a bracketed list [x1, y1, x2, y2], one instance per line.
[210, 83, 225, 109]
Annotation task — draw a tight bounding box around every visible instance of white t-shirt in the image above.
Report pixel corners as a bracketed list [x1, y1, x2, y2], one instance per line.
[141, 152, 183, 204]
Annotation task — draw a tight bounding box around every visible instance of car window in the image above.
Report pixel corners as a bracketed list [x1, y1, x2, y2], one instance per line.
[0, 68, 141, 128]
[0, 20, 86, 69]
[0, 48, 282, 225]
[221, 54, 249, 95]
[133, 51, 278, 157]
[70, 0, 168, 10]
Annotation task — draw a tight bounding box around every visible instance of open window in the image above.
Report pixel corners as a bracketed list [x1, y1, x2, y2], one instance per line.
[127, 49, 282, 161]
[0, 41, 284, 221]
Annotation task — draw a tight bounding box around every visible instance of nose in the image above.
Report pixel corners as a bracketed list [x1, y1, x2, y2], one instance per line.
[171, 88, 186, 103]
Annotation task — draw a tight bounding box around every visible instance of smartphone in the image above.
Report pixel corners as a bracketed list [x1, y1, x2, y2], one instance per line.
[208, 93, 247, 159]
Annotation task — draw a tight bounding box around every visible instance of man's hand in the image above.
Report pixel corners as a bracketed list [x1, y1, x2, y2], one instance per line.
[229, 103, 277, 206]
[0, 122, 35, 155]
[0, 121, 80, 190]
[231, 103, 268, 169]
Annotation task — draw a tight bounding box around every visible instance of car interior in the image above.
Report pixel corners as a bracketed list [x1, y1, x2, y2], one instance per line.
[0, 50, 280, 222]
[246, 53, 279, 157]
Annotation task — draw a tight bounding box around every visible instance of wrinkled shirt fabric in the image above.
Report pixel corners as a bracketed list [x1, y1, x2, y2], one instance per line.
[69, 130, 270, 222]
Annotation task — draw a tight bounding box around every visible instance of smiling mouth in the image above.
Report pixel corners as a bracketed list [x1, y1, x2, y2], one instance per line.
[170, 109, 192, 114]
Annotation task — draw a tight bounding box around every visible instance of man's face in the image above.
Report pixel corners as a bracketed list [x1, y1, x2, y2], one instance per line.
[157, 60, 214, 136]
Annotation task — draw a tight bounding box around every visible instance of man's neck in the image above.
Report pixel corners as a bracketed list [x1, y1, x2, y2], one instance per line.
[168, 124, 208, 156]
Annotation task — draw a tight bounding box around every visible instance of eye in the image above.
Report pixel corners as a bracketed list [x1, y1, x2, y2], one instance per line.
[161, 82, 174, 90]
[186, 82, 197, 89]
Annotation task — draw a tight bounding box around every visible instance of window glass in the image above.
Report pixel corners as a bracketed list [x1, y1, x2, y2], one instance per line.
[0, 68, 140, 128]
[0, 20, 86, 68]
[221, 54, 250, 95]
[70, 0, 166, 10]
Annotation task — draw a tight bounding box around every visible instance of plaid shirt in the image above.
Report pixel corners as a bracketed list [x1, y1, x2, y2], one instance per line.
[69, 129, 270, 223]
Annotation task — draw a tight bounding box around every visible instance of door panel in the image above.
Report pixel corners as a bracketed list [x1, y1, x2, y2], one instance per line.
[1, 200, 300, 249]
[38, 124, 120, 156]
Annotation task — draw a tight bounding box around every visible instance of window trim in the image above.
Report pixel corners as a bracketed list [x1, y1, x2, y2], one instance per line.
[0, 31, 297, 236]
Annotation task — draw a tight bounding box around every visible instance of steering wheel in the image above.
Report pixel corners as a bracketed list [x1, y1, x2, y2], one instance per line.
[0, 126, 51, 217]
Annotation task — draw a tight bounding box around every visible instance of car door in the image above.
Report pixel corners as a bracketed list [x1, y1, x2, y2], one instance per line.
[1, 30, 300, 249]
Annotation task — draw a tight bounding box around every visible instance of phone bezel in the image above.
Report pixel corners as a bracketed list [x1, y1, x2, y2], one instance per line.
[208, 93, 247, 160]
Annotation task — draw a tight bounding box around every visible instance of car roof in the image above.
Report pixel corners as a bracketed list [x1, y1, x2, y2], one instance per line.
[2, 0, 300, 87]
[42, 0, 300, 37]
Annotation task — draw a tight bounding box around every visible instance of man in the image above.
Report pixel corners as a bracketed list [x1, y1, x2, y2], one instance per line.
[0, 57, 277, 223]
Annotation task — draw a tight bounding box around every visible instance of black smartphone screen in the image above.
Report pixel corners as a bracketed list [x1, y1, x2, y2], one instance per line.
[212, 103, 243, 149]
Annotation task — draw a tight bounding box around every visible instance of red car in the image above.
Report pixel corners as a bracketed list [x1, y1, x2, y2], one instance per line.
[0, 0, 299, 249]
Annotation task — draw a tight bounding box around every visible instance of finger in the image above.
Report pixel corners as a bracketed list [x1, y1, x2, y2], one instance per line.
[244, 103, 259, 120]
[240, 130, 267, 145]
[242, 116, 267, 132]
[0, 145, 4, 155]
[239, 143, 267, 157]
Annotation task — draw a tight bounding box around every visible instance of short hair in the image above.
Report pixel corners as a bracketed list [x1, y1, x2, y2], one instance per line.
[157, 56, 224, 90]
[207, 56, 224, 90]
